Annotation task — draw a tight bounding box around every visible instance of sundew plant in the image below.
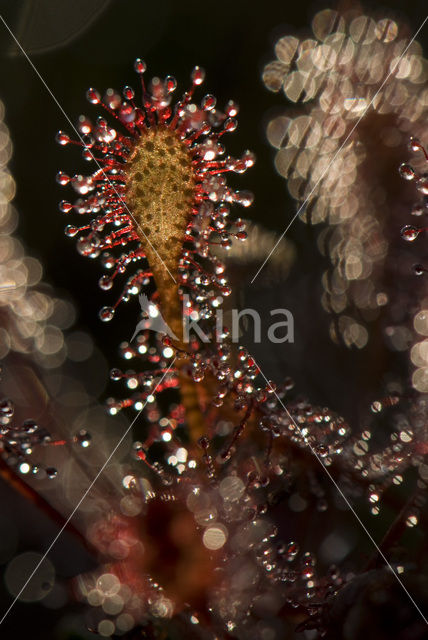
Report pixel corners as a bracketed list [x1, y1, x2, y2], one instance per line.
[0, 2, 427, 640]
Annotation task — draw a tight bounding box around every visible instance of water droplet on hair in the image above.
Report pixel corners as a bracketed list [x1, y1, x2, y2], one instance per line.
[65, 225, 78, 237]
[411, 203, 424, 216]
[409, 136, 422, 153]
[406, 513, 418, 527]
[56, 131, 70, 145]
[99, 306, 115, 322]
[59, 200, 73, 213]
[134, 58, 147, 74]
[86, 88, 101, 104]
[399, 163, 417, 180]
[0, 399, 14, 418]
[413, 264, 426, 276]
[417, 176, 428, 195]
[99, 275, 113, 290]
[401, 225, 420, 242]
[75, 429, 91, 448]
[191, 66, 205, 85]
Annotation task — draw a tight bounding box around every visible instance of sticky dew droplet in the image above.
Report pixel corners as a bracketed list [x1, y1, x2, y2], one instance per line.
[401, 225, 420, 242]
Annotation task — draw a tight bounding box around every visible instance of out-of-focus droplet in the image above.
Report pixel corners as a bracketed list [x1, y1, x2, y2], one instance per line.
[406, 513, 418, 527]
[5, 552, 55, 602]
[371, 400, 382, 413]
[219, 476, 245, 502]
[417, 176, 428, 195]
[75, 429, 92, 448]
[203, 524, 228, 550]
[413, 264, 426, 276]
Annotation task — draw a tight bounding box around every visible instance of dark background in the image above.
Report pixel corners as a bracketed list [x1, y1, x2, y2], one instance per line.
[0, 0, 427, 638]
